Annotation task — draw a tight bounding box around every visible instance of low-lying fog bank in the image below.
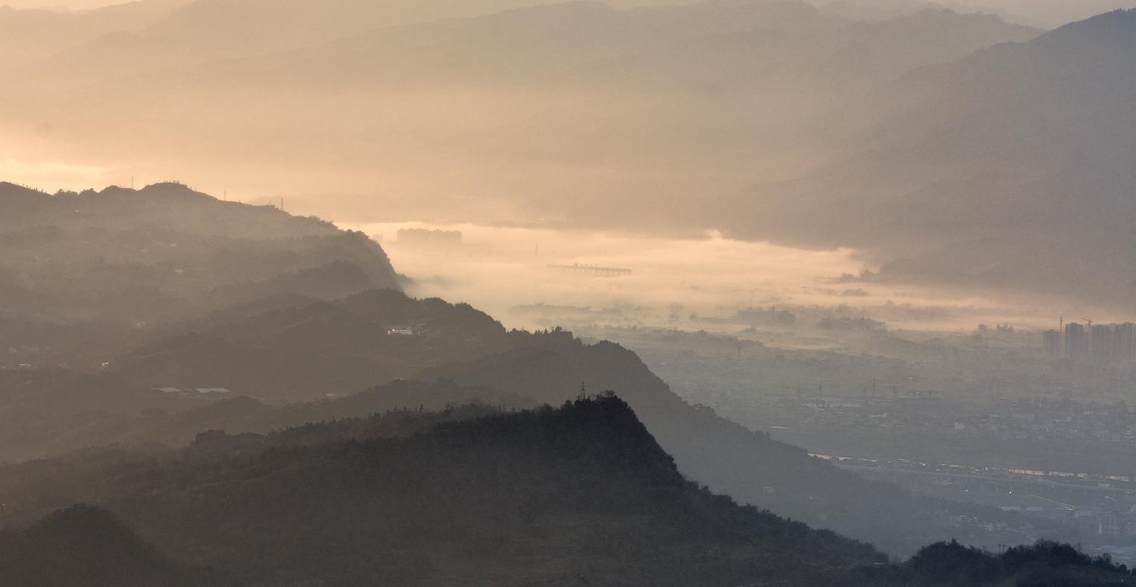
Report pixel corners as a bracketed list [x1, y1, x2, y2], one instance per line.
[348, 221, 1114, 339]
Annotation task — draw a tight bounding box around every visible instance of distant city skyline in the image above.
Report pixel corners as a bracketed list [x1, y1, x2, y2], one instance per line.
[1044, 320, 1136, 363]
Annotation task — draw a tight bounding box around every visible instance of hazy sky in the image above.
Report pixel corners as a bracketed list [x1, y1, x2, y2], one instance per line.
[3, 0, 114, 9]
[3, 0, 1133, 314]
[6, 0, 1136, 27]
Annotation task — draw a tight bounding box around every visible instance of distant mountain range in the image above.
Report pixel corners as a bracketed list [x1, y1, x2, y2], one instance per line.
[731, 9, 1136, 303]
[3, 2, 1132, 302]
[0, 0, 185, 60]
[0, 1, 1045, 279]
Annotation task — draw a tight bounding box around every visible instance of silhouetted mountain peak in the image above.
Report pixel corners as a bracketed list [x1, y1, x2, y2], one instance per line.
[2, 182, 216, 214]
[0, 181, 401, 323]
[0, 398, 884, 585]
[418, 393, 676, 474]
[0, 504, 216, 587]
[125, 181, 212, 199]
[896, 6, 1026, 30]
[1039, 8, 1136, 46]
[0, 182, 44, 209]
[0, 181, 40, 195]
[958, 7, 1136, 68]
[504, 0, 613, 18]
[25, 504, 139, 551]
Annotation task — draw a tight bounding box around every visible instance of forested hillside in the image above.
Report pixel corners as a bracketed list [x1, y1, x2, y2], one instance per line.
[0, 286, 1065, 555]
[0, 397, 884, 586]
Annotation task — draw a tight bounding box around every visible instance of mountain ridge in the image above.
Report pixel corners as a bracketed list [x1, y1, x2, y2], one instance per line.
[0, 396, 886, 586]
[0, 182, 402, 323]
[726, 8, 1136, 304]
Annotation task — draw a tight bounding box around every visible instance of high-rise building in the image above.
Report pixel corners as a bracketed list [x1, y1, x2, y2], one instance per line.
[1043, 320, 1136, 363]
[1043, 330, 1062, 357]
[1090, 322, 1117, 358]
[1065, 323, 1089, 359]
[1118, 323, 1136, 362]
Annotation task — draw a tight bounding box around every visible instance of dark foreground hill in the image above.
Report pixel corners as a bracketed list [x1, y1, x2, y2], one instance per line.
[2, 400, 1131, 586]
[844, 540, 1136, 586]
[0, 504, 227, 587]
[0, 396, 883, 586]
[419, 329, 1059, 556]
[2, 289, 1064, 555]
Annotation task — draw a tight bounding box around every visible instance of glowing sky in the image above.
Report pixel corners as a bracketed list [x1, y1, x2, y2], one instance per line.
[6, 0, 1136, 27]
